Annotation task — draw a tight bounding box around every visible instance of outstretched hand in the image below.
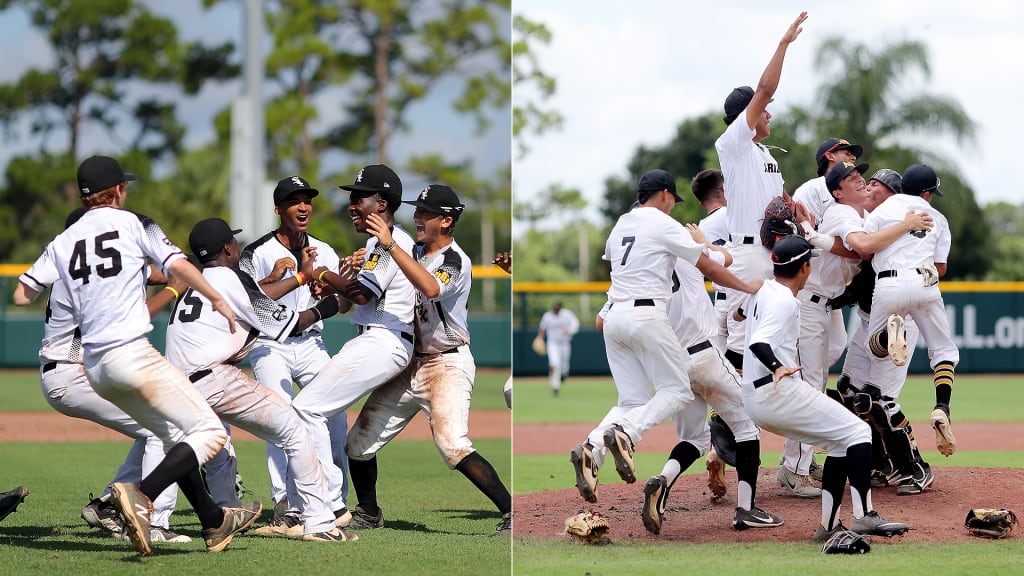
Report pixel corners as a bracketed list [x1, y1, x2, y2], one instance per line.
[904, 210, 934, 232]
[781, 12, 808, 44]
[773, 364, 804, 386]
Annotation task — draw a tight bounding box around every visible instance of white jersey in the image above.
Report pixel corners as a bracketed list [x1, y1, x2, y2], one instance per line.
[865, 194, 951, 271]
[699, 206, 729, 292]
[539, 309, 579, 345]
[604, 206, 703, 303]
[715, 117, 785, 237]
[238, 230, 340, 336]
[742, 280, 801, 387]
[351, 225, 416, 332]
[39, 280, 82, 364]
[412, 239, 472, 354]
[802, 203, 864, 298]
[165, 266, 299, 374]
[666, 253, 721, 348]
[791, 176, 833, 227]
[20, 207, 185, 355]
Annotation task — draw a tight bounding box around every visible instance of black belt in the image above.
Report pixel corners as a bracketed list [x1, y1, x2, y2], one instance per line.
[634, 299, 655, 307]
[752, 374, 774, 389]
[189, 369, 212, 383]
[877, 268, 924, 279]
[358, 325, 414, 343]
[715, 292, 727, 301]
[687, 340, 713, 355]
[414, 346, 461, 358]
[730, 235, 756, 245]
[809, 294, 831, 306]
[42, 361, 58, 374]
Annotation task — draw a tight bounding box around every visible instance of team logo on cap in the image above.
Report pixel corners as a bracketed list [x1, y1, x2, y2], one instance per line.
[291, 176, 304, 187]
[355, 168, 363, 183]
[419, 187, 429, 200]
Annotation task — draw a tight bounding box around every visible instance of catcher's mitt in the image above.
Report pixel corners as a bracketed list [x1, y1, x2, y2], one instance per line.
[760, 195, 799, 249]
[964, 508, 1018, 539]
[565, 510, 611, 545]
[709, 413, 738, 468]
[821, 529, 871, 554]
[531, 336, 546, 356]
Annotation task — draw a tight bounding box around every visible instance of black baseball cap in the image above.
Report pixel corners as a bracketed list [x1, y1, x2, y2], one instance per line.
[404, 184, 465, 221]
[902, 164, 943, 197]
[339, 164, 403, 210]
[815, 138, 864, 176]
[77, 155, 137, 196]
[723, 86, 773, 126]
[638, 169, 685, 203]
[826, 161, 869, 192]
[869, 168, 902, 195]
[189, 218, 242, 262]
[273, 175, 319, 205]
[771, 234, 819, 267]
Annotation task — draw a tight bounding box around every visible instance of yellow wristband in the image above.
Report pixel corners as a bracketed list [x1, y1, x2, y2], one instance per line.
[318, 269, 329, 283]
[295, 272, 306, 286]
[163, 286, 180, 299]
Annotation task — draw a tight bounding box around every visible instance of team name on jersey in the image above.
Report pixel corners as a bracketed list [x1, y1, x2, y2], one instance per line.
[764, 162, 780, 174]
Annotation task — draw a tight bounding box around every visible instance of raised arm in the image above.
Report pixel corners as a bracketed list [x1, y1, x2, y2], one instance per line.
[364, 212, 441, 298]
[745, 12, 807, 129]
[167, 258, 237, 333]
[848, 210, 933, 258]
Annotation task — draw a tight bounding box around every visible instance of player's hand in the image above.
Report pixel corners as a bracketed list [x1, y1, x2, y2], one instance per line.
[773, 365, 804, 386]
[146, 262, 169, 286]
[299, 246, 317, 279]
[210, 297, 237, 334]
[492, 251, 512, 274]
[264, 257, 297, 283]
[365, 213, 393, 246]
[338, 256, 360, 280]
[348, 248, 367, 268]
[903, 210, 933, 232]
[686, 223, 707, 246]
[794, 200, 815, 229]
[781, 11, 808, 44]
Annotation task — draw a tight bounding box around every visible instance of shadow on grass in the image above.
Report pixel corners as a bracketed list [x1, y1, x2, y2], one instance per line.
[0, 524, 195, 557]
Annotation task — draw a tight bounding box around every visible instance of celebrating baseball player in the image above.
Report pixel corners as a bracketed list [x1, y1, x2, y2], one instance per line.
[238, 175, 352, 528]
[537, 301, 580, 397]
[0, 486, 28, 523]
[291, 163, 417, 529]
[344, 185, 512, 535]
[737, 234, 910, 542]
[715, 11, 808, 372]
[14, 156, 261, 555]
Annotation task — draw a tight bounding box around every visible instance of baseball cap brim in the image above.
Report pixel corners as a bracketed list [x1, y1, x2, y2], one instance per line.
[124, 172, 138, 182]
[403, 199, 442, 213]
[339, 183, 383, 194]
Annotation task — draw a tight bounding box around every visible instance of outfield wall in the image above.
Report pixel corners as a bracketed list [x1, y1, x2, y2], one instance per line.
[513, 289, 1024, 376]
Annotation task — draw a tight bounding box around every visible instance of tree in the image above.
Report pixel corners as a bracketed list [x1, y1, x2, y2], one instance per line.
[512, 13, 562, 159]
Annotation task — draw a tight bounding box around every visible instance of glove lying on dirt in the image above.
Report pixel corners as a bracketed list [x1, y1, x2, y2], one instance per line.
[964, 508, 1018, 539]
[821, 530, 871, 554]
[565, 510, 611, 545]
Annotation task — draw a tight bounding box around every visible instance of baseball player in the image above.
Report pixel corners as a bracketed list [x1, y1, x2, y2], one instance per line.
[291, 163, 416, 524]
[834, 169, 932, 494]
[537, 301, 579, 397]
[14, 155, 262, 556]
[714, 11, 808, 372]
[344, 185, 512, 535]
[569, 169, 761, 505]
[863, 164, 958, 468]
[238, 175, 352, 528]
[0, 487, 28, 523]
[738, 234, 909, 541]
[164, 217, 356, 542]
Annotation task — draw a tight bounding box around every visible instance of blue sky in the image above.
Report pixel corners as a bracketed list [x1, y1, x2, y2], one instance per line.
[513, 0, 1024, 226]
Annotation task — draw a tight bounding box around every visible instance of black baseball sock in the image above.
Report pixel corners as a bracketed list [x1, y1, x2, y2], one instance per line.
[348, 456, 380, 516]
[456, 452, 511, 515]
[735, 439, 760, 508]
[178, 467, 225, 529]
[140, 443, 224, 529]
[846, 442, 873, 515]
[724, 349, 744, 372]
[665, 441, 701, 487]
[933, 361, 954, 409]
[820, 455, 847, 529]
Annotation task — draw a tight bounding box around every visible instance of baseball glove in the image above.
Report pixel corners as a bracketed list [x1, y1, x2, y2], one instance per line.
[709, 413, 738, 468]
[532, 336, 546, 356]
[821, 529, 871, 554]
[564, 510, 611, 545]
[964, 508, 1018, 539]
[760, 195, 799, 249]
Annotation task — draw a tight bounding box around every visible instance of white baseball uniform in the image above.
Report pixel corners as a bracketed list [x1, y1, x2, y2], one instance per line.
[239, 231, 348, 510]
[539, 307, 579, 391]
[584, 206, 700, 467]
[19, 207, 226, 465]
[715, 113, 783, 354]
[864, 194, 958, 393]
[165, 266, 335, 534]
[292, 225, 416, 511]
[346, 239, 478, 468]
[698, 206, 730, 349]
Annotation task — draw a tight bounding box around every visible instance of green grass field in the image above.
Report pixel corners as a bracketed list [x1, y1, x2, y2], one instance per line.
[512, 374, 1024, 575]
[0, 369, 510, 575]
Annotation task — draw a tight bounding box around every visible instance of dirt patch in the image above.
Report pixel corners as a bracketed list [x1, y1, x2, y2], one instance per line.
[0, 410, 510, 442]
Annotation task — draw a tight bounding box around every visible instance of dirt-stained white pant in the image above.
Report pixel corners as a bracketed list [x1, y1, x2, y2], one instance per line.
[83, 337, 227, 466]
[672, 343, 760, 450]
[347, 346, 477, 468]
[724, 242, 773, 354]
[191, 364, 335, 534]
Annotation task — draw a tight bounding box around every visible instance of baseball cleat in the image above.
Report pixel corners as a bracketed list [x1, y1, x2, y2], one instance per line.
[570, 443, 599, 502]
[492, 512, 512, 537]
[347, 505, 384, 530]
[813, 520, 852, 543]
[886, 314, 908, 366]
[111, 482, 154, 556]
[253, 513, 302, 537]
[705, 451, 727, 502]
[82, 494, 125, 535]
[302, 527, 359, 542]
[334, 506, 353, 528]
[148, 526, 192, 543]
[0, 486, 29, 523]
[850, 511, 909, 537]
[808, 459, 824, 483]
[203, 501, 263, 552]
[895, 462, 935, 496]
[603, 425, 636, 484]
[776, 466, 821, 498]
[641, 475, 669, 535]
[733, 506, 784, 531]
[931, 405, 956, 457]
